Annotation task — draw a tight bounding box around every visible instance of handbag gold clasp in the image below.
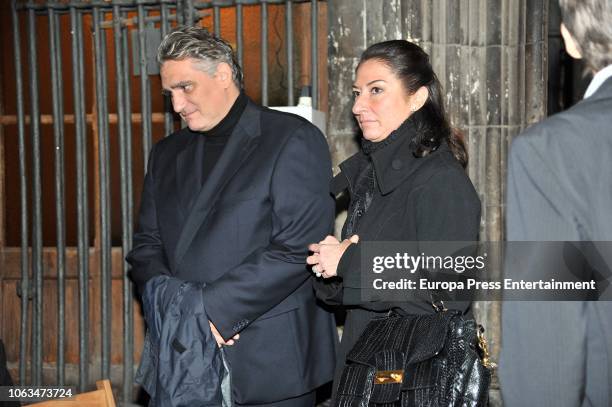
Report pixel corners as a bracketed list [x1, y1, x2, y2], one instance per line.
[374, 370, 404, 384]
[477, 325, 497, 369]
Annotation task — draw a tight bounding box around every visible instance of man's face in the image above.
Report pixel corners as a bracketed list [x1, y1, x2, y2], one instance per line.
[161, 58, 234, 132]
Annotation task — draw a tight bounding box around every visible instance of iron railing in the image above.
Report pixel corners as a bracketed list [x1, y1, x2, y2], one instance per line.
[7, 0, 324, 402]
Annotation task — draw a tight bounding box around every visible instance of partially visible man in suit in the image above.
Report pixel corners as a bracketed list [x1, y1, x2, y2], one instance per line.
[127, 26, 337, 406]
[500, 1, 612, 406]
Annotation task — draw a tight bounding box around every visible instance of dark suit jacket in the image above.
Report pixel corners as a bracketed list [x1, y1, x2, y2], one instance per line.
[127, 100, 338, 404]
[500, 77, 612, 406]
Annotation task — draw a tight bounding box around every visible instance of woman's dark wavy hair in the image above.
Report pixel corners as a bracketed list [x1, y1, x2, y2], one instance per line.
[358, 40, 468, 167]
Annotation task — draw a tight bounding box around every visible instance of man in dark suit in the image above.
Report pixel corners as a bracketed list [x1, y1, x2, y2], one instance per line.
[127, 26, 337, 406]
[500, 1, 612, 405]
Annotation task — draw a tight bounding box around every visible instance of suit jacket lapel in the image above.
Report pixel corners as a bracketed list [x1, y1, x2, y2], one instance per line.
[173, 101, 261, 267]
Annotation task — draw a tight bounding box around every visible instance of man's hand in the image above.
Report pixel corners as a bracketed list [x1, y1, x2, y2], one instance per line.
[209, 321, 240, 347]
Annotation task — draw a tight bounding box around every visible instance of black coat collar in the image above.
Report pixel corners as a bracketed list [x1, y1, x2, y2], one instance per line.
[335, 120, 450, 196]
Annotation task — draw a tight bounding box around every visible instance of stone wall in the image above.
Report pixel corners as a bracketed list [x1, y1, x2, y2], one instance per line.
[326, 1, 549, 404]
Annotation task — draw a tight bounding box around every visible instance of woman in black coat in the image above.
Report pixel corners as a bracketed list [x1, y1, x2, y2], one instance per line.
[307, 40, 481, 397]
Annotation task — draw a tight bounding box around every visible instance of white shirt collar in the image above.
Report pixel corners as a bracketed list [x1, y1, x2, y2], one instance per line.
[584, 64, 612, 99]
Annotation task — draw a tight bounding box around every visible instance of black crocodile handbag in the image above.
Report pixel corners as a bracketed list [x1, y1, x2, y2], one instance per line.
[334, 306, 493, 407]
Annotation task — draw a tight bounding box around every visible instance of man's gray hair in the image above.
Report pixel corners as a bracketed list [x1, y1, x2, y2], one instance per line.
[559, 0, 612, 72]
[157, 25, 243, 88]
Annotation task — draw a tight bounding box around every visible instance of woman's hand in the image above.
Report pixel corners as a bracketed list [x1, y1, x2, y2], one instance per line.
[307, 235, 360, 278]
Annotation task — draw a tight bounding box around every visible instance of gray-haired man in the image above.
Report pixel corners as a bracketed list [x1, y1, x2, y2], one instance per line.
[500, 1, 612, 405]
[128, 26, 337, 406]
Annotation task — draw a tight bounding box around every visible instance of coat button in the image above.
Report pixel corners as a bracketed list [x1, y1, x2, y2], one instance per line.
[392, 159, 403, 170]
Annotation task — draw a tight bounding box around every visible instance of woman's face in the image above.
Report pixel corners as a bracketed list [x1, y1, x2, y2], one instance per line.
[352, 59, 416, 142]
